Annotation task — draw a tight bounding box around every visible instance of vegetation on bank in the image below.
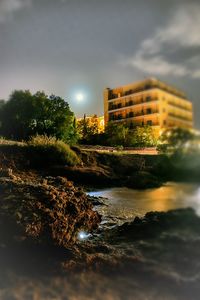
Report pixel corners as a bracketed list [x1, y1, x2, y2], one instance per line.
[0, 135, 80, 167]
[1, 129, 200, 187]
[27, 135, 80, 166]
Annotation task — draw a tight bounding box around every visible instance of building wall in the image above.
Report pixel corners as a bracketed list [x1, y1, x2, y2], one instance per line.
[77, 115, 105, 133]
[104, 78, 193, 134]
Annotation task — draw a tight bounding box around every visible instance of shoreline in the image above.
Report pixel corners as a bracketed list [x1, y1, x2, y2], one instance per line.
[1, 143, 200, 298]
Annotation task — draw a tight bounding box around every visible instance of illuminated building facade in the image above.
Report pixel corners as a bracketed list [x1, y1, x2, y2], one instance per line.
[104, 78, 193, 135]
[77, 114, 105, 133]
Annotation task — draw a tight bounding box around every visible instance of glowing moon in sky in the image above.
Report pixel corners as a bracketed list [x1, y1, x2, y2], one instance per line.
[76, 93, 84, 102]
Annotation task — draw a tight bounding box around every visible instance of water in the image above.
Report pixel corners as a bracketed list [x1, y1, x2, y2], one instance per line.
[88, 182, 200, 225]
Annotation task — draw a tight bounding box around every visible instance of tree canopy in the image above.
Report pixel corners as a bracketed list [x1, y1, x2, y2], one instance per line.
[105, 122, 129, 146]
[0, 90, 78, 143]
[104, 122, 157, 147]
[157, 127, 195, 154]
[127, 126, 157, 147]
[77, 114, 99, 143]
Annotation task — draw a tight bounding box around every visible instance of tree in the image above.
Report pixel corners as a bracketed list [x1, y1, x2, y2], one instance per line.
[104, 123, 157, 147]
[157, 127, 195, 154]
[0, 100, 5, 108]
[0, 90, 78, 143]
[128, 126, 157, 147]
[77, 114, 99, 143]
[0, 90, 34, 140]
[105, 122, 129, 146]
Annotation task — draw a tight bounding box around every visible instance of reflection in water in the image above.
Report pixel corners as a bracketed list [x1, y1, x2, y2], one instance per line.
[88, 182, 200, 225]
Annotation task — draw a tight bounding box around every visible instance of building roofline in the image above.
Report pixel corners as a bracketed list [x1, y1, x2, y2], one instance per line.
[105, 77, 187, 99]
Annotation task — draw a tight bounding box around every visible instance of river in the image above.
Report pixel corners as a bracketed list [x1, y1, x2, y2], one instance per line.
[88, 182, 200, 226]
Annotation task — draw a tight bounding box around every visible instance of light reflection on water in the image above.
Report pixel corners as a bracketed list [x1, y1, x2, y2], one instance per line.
[88, 182, 200, 225]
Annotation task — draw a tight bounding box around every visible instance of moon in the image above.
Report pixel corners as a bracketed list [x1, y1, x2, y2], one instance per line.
[76, 93, 84, 102]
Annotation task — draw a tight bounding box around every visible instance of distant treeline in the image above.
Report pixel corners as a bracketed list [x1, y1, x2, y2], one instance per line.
[0, 90, 197, 151]
[0, 90, 157, 147]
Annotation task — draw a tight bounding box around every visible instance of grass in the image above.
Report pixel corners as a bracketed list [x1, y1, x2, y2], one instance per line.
[28, 135, 80, 167]
[0, 135, 80, 168]
[0, 137, 25, 146]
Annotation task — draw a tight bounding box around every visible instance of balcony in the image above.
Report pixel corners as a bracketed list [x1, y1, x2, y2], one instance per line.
[168, 112, 193, 123]
[128, 120, 160, 127]
[109, 110, 159, 122]
[108, 98, 159, 113]
[128, 110, 159, 119]
[168, 101, 192, 112]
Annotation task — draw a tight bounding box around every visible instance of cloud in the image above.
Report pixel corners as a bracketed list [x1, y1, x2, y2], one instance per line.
[0, 0, 31, 22]
[132, 54, 189, 76]
[126, 4, 200, 79]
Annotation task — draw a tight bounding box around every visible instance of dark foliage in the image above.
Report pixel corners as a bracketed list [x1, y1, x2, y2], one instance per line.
[0, 90, 78, 143]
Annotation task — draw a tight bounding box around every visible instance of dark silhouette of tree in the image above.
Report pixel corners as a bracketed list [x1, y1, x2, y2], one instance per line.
[0, 90, 78, 143]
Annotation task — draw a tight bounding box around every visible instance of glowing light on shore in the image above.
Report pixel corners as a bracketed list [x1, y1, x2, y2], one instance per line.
[78, 231, 90, 241]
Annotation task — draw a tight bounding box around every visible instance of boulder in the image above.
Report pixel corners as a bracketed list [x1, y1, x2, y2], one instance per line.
[126, 171, 162, 189]
[0, 174, 101, 248]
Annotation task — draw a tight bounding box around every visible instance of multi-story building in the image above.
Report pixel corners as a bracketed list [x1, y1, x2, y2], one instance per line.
[104, 78, 193, 135]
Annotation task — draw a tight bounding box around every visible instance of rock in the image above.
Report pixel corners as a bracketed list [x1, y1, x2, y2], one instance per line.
[133, 216, 142, 224]
[126, 171, 162, 189]
[89, 197, 108, 206]
[0, 173, 101, 248]
[49, 166, 117, 187]
[107, 208, 200, 242]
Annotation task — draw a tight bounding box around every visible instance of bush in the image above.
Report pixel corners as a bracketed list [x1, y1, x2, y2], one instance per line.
[116, 145, 124, 151]
[27, 135, 80, 167]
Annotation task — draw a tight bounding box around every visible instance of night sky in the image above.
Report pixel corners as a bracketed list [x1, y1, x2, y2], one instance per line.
[0, 0, 200, 128]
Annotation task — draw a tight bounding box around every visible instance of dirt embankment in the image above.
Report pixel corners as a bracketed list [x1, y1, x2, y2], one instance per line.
[49, 150, 164, 188]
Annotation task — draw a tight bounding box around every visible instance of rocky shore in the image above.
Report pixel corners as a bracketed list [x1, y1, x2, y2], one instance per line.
[0, 169, 100, 247]
[1, 198, 200, 299]
[1, 145, 200, 299]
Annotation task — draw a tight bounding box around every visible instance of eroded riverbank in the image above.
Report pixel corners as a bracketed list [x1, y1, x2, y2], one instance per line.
[1, 145, 200, 299]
